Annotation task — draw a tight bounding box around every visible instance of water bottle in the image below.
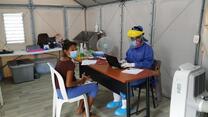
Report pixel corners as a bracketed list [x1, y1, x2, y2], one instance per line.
[80, 43, 84, 57]
[83, 43, 88, 56]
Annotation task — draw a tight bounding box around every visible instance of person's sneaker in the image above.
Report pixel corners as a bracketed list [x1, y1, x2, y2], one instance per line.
[106, 101, 122, 109]
[114, 107, 126, 116]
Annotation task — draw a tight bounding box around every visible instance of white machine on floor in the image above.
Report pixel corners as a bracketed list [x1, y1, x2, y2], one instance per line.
[170, 63, 208, 117]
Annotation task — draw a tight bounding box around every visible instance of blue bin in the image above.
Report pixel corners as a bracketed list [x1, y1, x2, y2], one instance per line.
[34, 57, 57, 74]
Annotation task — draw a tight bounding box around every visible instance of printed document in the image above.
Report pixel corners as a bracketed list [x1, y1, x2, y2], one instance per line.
[122, 68, 143, 75]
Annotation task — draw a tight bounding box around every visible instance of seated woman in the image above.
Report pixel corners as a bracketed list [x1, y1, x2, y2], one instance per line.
[55, 40, 98, 117]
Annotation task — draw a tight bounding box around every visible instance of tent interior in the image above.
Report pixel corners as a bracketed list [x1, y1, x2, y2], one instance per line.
[0, 0, 208, 117]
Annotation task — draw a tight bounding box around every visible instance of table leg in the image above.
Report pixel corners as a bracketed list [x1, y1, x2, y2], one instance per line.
[0, 85, 3, 106]
[127, 82, 130, 117]
[0, 57, 3, 106]
[59, 51, 61, 59]
[146, 77, 150, 117]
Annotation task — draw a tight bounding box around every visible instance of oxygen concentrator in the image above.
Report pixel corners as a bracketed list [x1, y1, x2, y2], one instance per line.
[170, 63, 208, 117]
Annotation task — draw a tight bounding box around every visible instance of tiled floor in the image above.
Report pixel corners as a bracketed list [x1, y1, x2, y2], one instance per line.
[0, 74, 170, 117]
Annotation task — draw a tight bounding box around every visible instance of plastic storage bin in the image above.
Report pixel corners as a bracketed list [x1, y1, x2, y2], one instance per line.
[34, 57, 58, 75]
[8, 59, 34, 83]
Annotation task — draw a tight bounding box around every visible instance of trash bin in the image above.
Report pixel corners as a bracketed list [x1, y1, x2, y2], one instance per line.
[8, 59, 34, 83]
[34, 57, 58, 75]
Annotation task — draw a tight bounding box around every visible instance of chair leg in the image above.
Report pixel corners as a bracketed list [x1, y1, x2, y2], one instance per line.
[136, 88, 141, 114]
[52, 96, 56, 117]
[56, 102, 63, 117]
[151, 85, 156, 108]
[131, 88, 134, 97]
[83, 96, 90, 117]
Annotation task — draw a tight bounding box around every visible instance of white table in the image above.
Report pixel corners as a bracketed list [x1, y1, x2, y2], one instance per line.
[0, 47, 62, 106]
[0, 48, 62, 57]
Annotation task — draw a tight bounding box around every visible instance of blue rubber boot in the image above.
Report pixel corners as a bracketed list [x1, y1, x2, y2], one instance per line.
[114, 107, 126, 116]
[106, 101, 122, 109]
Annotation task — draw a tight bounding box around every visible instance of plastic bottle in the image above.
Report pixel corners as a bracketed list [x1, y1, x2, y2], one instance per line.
[76, 45, 81, 61]
[95, 24, 99, 32]
[79, 43, 84, 57]
[83, 43, 88, 56]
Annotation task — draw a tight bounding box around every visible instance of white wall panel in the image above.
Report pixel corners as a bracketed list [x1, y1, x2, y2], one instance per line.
[67, 9, 84, 40]
[122, 0, 152, 59]
[102, 3, 121, 58]
[154, 0, 202, 97]
[34, 8, 64, 39]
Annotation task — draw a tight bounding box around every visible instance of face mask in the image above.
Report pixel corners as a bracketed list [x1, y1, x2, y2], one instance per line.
[136, 39, 143, 47]
[130, 40, 136, 48]
[69, 51, 77, 59]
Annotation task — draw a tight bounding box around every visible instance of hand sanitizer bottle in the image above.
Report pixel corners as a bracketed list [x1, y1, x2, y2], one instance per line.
[80, 43, 84, 57]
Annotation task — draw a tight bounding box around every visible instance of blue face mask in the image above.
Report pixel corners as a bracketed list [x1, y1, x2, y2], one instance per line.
[129, 40, 136, 48]
[69, 51, 77, 59]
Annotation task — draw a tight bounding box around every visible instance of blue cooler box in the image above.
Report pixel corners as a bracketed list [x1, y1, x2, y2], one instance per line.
[34, 57, 58, 75]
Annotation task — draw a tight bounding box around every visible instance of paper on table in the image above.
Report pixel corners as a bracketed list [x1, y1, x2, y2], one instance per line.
[81, 60, 97, 65]
[122, 68, 143, 75]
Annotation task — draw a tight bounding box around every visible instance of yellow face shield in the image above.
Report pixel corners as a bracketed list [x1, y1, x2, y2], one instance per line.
[127, 30, 144, 38]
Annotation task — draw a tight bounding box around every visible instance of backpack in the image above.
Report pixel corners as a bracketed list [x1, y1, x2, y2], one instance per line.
[37, 33, 49, 49]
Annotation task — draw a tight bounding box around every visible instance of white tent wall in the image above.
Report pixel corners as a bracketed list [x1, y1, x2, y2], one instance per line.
[102, 3, 121, 58]
[154, 0, 203, 97]
[34, 8, 65, 38]
[86, 3, 122, 58]
[86, 0, 153, 58]
[0, 0, 82, 50]
[86, 7, 100, 31]
[67, 9, 85, 40]
[122, 0, 152, 59]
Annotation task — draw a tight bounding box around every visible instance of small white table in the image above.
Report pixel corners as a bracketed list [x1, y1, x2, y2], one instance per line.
[0, 47, 62, 106]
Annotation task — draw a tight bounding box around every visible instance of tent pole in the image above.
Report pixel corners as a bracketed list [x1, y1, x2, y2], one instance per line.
[120, 2, 125, 59]
[28, 0, 36, 44]
[150, 0, 156, 46]
[195, 0, 206, 65]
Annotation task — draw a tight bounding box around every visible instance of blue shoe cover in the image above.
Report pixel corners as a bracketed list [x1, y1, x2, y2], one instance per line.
[106, 101, 121, 109]
[114, 107, 127, 116]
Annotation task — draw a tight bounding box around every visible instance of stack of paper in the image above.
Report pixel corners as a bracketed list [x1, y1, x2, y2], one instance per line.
[81, 60, 97, 65]
[122, 68, 143, 75]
